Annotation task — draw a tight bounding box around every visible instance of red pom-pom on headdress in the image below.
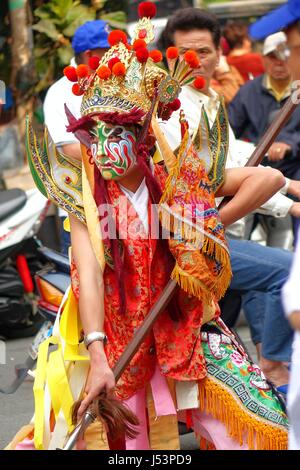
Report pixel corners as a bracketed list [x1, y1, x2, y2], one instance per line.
[184, 50, 200, 69]
[133, 39, 147, 51]
[193, 77, 206, 90]
[72, 83, 84, 96]
[63, 66, 78, 82]
[97, 65, 111, 80]
[138, 2, 157, 19]
[112, 62, 126, 77]
[89, 56, 100, 70]
[108, 30, 128, 47]
[149, 50, 162, 63]
[76, 64, 89, 78]
[108, 57, 120, 70]
[189, 58, 200, 69]
[166, 47, 179, 60]
[136, 47, 149, 63]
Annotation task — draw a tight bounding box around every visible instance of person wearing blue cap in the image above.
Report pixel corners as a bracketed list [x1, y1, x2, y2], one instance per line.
[250, 1, 300, 90]
[44, 20, 110, 161]
[251, 0, 300, 451]
[250, 0, 300, 41]
[43, 20, 110, 254]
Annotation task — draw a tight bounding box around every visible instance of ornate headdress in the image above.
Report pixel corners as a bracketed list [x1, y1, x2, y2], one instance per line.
[63, 1, 204, 137]
[26, 2, 206, 256]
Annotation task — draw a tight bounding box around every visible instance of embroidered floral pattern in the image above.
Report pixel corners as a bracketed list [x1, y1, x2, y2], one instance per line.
[230, 351, 245, 368]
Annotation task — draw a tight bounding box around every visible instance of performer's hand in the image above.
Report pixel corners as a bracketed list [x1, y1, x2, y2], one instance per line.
[268, 142, 291, 161]
[289, 202, 300, 218]
[288, 311, 300, 331]
[287, 179, 300, 199]
[77, 343, 115, 422]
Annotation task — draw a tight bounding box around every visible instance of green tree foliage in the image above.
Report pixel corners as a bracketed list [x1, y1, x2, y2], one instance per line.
[32, 0, 127, 94]
[0, 2, 11, 84]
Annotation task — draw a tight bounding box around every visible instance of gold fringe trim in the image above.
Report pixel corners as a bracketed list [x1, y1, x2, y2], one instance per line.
[198, 377, 288, 450]
[171, 265, 211, 305]
[171, 240, 232, 304]
[159, 131, 232, 302]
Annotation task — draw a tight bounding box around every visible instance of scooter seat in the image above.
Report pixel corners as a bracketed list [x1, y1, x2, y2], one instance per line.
[0, 189, 27, 222]
[38, 246, 70, 274]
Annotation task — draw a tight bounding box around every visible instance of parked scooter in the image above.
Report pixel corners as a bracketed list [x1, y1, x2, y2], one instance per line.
[0, 245, 69, 394]
[0, 187, 50, 339]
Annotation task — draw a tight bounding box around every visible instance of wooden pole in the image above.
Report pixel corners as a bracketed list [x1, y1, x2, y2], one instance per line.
[218, 95, 298, 210]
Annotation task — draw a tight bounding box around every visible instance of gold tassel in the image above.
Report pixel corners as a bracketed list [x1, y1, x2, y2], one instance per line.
[198, 377, 288, 450]
[170, 248, 232, 303]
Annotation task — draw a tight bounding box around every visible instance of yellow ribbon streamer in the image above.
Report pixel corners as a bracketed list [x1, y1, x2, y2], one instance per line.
[33, 337, 55, 450]
[47, 346, 75, 431]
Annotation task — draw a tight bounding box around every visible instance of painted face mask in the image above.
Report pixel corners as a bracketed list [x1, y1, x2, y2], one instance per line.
[91, 121, 138, 180]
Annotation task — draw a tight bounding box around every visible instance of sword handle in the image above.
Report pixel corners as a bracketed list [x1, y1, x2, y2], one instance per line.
[61, 411, 95, 450]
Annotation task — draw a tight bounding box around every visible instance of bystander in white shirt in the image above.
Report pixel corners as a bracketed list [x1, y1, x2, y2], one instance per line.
[43, 58, 82, 218]
[43, 58, 82, 146]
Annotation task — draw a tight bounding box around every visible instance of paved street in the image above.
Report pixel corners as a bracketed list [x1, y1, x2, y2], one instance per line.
[0, 324, 256, 450]
[0, 336, 34, 449]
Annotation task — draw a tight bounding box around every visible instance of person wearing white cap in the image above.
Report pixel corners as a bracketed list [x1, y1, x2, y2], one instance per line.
[229, 31, 295, 165]
[263, 31, 289, 57]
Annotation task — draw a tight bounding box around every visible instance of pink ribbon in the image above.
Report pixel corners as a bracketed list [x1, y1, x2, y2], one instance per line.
[124, 388, 150, 450]
[123, 365, 177, 449]
[150, 365, 177, 417]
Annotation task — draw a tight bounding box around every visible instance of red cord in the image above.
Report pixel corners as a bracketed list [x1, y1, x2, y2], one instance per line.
[15, 254, 34, 293]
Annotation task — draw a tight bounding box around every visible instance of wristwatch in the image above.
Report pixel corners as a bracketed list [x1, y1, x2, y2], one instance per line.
[84, 331, 108, 348]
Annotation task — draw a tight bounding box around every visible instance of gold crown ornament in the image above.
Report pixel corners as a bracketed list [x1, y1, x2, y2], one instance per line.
[63, 2, 206, 130]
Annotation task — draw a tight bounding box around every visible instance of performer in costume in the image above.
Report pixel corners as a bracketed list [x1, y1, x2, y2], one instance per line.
[7, 2, 288, 451]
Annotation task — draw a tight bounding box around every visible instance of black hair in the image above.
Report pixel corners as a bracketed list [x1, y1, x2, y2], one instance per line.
[159, 7, 221, 51]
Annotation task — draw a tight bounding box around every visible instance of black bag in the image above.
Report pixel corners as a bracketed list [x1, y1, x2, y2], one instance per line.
[0, 265, 24, 298]
[0, 265, 43, 338]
